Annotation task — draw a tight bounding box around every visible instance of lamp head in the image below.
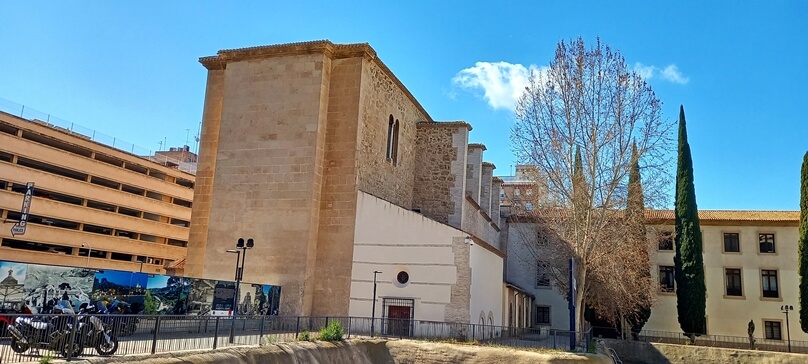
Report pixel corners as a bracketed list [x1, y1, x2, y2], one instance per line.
[226, 249, 239, 254]
[237, 238, 245, 248]
[374, 270, 382, 274]
[246, 238, 254, 248]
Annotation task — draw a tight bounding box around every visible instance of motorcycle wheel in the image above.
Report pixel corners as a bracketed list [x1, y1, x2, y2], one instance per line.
[10, 337, 29, 353]
[95, 335, 119, 356]
[59, 340, 82, 359]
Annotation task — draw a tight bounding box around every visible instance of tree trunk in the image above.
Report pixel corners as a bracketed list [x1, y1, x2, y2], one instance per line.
[574, 267, 587, 346]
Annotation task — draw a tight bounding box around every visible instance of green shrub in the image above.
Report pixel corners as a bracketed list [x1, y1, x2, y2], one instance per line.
[318, 321, 344, 341]
[39, 354, 53, 364]
[260, 334, 278, 346]
[299, 329, 311, 341]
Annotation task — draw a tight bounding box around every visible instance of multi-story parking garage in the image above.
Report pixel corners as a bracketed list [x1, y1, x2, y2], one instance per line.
[0, 109, 195, 274]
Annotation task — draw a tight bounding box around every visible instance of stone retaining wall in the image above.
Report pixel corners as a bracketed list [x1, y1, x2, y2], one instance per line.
[602, 338, 808, 364]
[74, 339, 609, 364]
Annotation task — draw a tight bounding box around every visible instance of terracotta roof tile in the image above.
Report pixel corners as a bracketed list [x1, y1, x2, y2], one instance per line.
[510, 209, 800, 223]
[645, 210, 799, 222]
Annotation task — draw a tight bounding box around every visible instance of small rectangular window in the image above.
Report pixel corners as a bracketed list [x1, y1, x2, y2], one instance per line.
[723, 233, 740, 253]
[725, 268, 742, 296]
[762, 270, 779, 298]
[659, 266, 675, 292]
[764, 321, 782, 340]
[536, 306, 550, 325]
[759, 233, 776, 253]
[658, 231, 674, 251]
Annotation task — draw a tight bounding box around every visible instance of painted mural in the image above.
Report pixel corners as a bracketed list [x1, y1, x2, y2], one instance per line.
[0, 261, 26, 310]
[0, 259, 281, 316]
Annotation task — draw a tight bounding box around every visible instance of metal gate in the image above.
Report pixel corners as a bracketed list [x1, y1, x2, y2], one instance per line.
[381, 298, 414, 337]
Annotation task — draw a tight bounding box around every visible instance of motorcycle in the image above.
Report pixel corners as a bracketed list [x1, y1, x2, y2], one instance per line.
[96, 300, 140, 337]
[6, 303, 82, 358]
[76, 303, 119, 356]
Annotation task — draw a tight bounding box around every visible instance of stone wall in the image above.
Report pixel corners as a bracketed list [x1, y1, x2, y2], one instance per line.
[80, 339, 610, 364]
[445, 236, 471, 326]
[480, 162, 495, 218]
[356, 60, 428, 209]
[461, 196, 501, 248]
[185, 68, 224, 278]
[490, 177, 502, 228]
[603, 339, 808, 364]
[199, 52, 332, 315]
[465, 144, 485, 204]
[310, 57, 364, 316]
[413, 122, 470, 228]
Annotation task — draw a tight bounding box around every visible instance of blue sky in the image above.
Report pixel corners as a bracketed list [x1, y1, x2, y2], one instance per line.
[0, 1, 806, 210]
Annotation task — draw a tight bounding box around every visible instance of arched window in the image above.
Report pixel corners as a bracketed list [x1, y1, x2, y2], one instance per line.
[385, 115, 399, 166]
[386, 115, 394, 161]
[391, 119, 399, 165]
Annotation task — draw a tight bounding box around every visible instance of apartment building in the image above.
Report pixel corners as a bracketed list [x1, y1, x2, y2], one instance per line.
[499, 165, 547, 213]
[647, 210, 804, 341]
[503, 208, 806, 342]
[0, 110, 195, 274]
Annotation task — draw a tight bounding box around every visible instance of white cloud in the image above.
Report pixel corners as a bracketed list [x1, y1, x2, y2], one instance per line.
[452, 61, 546, 111]
[633, 63, 656, 80]
[453, 60, 688, 111]
[633, 62, 689, 85]
[660, 64, 689, 84]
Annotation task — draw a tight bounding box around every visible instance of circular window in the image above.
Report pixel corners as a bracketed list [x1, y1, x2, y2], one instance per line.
[396, 271, 410, 285]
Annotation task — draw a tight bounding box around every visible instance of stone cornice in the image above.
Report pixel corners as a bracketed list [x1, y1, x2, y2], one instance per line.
[482, 161, 496, 169]
[468, 143, 487, 151]
[416, 121, 472, 131]
[199, 40, 433, 122]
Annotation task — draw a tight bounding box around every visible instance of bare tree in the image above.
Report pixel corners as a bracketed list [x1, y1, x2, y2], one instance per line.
[510, 37, 674, 334]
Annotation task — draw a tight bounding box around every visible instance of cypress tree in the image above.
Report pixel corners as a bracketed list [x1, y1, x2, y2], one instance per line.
[626, 143, 651, 338]
[673, 105, 706, 339]
[799, 152, 808, 332]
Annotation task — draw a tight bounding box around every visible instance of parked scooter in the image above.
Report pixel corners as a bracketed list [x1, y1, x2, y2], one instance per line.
[77, 303, 119, 356]
[6, 302, 82, 358]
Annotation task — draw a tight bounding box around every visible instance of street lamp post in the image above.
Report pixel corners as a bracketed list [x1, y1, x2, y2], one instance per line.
[370, 271, 382, 337]
[782, 305, 794, 352]
[226, 237, 254, 344]
[81, 243, 91, 268]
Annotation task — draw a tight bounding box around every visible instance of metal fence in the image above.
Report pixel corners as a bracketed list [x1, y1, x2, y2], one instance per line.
[0, 97, 197, 174]
[637, 329, 808, 354]
[0, 314, 590, 363]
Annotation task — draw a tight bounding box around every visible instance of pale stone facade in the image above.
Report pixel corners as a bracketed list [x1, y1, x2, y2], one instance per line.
[502, 208, 807, 342]
[186, 40, 504, 323]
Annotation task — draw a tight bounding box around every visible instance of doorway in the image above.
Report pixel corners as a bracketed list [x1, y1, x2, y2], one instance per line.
[382, 298, 414, 337]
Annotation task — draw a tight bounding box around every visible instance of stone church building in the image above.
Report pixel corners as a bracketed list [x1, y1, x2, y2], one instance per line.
[184, 40, 504, 327]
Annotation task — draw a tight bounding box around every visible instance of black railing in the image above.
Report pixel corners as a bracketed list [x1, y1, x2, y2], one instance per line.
[0, 314, 590, 363]
[636, 329, 808, 354]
